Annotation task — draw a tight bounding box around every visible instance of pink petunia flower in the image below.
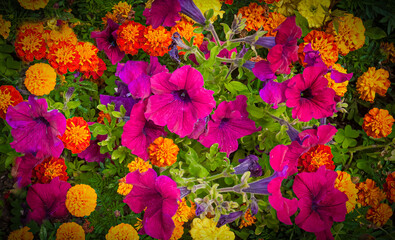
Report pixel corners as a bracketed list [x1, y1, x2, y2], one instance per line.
[14, 153, 42, 188]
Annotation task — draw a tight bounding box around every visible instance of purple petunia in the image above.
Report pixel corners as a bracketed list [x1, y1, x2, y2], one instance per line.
[14, 153, 42, 188]
[252, 60, 276, 82]
[233, 155, 262, 177]
[6, 96, 66, 158]
[78, 134, 110, 163]
[145, 65, 216, 138]
[259, 80, 288, 109]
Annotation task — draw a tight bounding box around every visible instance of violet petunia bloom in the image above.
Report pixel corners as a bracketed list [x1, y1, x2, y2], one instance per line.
[217, 211, 244, 228]
[267, 16, 302, 74]
[293, 166, 348, 238]
[252, 60, 276, 82]
[91, 18, 124, 65]
[122, 100, 166, 160]
[14, 153, 42, 188]
[303, 44, 326, 68]
[124, 169, 180, 240]
[187, 116, 209, 140]
[6, 96, 66, 158]
[285, 66, 336, 122]
[233, 155, 262, 177]
[26, 177, 71, 224]
[242, 165, 288, 195]
[259, 80, 288, 109]
[145, 65, 216, 138]
[78, 134, 110, 163]
[199, 95, 261, 157]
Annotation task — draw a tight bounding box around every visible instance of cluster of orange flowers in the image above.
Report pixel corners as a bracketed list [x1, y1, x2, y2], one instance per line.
[171, 198, 196, 240]
[102, 1, 134, 25]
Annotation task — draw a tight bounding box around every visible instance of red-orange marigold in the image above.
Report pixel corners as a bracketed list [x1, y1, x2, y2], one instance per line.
[0, 85, 23, 119]
[75, 41, 100, 73]
[32, 157, 69, 184]
[47, 41, 80, 75]
[59, 117, 91, 154]
[116, 20, 145, 55]
[366, 203, 393, 227]
[15, 29, 46, 62]
[298, 144, 335, 173]
[384, 172, 395, 204]
[357, 179, 386, 208]
[171, 18, 204, 55]
[142, 25, 172, 57]
[148, 137, 179, 167]
[238, 2, 267, 32]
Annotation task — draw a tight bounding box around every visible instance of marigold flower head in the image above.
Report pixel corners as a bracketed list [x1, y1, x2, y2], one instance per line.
[0, 15, 11, 39]
[8, 226, 34, 240]
[362, 108, 394, 139]
[56, 222, 85, 240]
[48, 41, 80, 75]
[82, 57, 107, 81]
[148, 137, 179, 167]
[384, 172, 395, 204]
[18, 21, 44, 33]
[239, 209, 256, 229]
[238, 3, 267, 32]
[328, 14, 365, 55]
[117, 177, 133, 196]
[249, 56, 265, 62]
[97, 111, 111, 124]
[334, 171, 358, 213]
[173, 198, 192, 223]
[193, 0, 224, 22]
[46, 24, 78, 48]
[356, 179, 386, 208]
[356, 67, 390, 102]
[0, 85, 23, 119]
[24, 63, 57, 96]
[116, 21, 145, 55]
[32, 156, 68, 184]
[190, 217, 235, 240]
[298, 144, 335, 173]
[75, 41, 100, 73]
[105, 223, 138, 240]
[66, 184, 97, 217]
[262, 12, 286, 37]
[297, 0, 330, 28]
[127, 157, 152, 173]
[170, 220, 184, 240]
[15, 29, 46, 62]
[134, 218, 143, 232]
[300, 30, 338, 67]
[142, 25, 172, 57]
[366, 203, 393, 227]
[18, 0, 49, 10]
[102, 1, 134, 25]
[274, 0, 301, 17]
[381, 42, 395, 63]
[171, 18, 204, 55]
[59, 117, 91, 154]
[325, 64, 349, 97]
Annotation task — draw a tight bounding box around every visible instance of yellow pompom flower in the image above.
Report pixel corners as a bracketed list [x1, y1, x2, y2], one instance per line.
[193, 0, 224, 22]
[366, 203, 393, 227]
[56, 222, 85, 240]
[297, 0, 330, 28]
[8, 226, 33, 240]
[105, 223, 139, 240]
[362, 108, 394, 139]
[0, 15, 11, 39]
[148, 137, 179, 167]
[334, 171, 358, 213]
[190, 217, 235, 240]
[274, 0, 301, 17]
[325, 64, 349, 97]
[117, 177, 134, 196]
[356, 67, 390, 102]
[127, 157, 152, 173]
[24, 63, 57, 96]
[66, 184, 97, 217]
[18, 0, 49, 10]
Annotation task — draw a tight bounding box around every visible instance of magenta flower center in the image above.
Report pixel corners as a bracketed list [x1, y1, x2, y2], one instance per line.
[300, 88, 313, 99]
[173, 89, 191, 102]
[35, 116, 50, 126]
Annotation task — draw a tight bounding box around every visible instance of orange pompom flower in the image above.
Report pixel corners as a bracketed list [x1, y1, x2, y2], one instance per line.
[334, 171, 358, 213]
[356, 179, 386, 208]
[325, 64, 350, 97]
[298, 145, 335, 173]
[173, 198, 192, 223]
[18, 0, 49, 10]
[18, 22, 44, 33]
[384, 171, 395, 204]
[116, 20, 145, 55]
[356, 67, 390, 102]
[46, 24, 78, 48]
[117, 177, 133, 196]
[171, 18, 204, 55]
[238, 2, 267, 32]
[66, 184, 97, 217]
[366, 203, 393, 227]
[102, 1, 134, 25]
[56, 222, 85, 240]
[24, 63, 57, 96]
[362, 108, 394, 139]
[142, 25, 172, 57]
[170, 220, 184, 240]
[47, 41, 80, 75]
[239, 209, 256, 229]
[97, 111, 111, 124]
[81, 58, 107, 80]
[0, 15, 11, 39]
[381, 42, 395, 63]
[0, 85, 23, 119]
[8, 226, 34, 240]
[15, 29, 46, 62]
[59, 117, 91, 154]
[127, 157, 152, 173]
[262, 12, 286, 37]
[75, 41, 100, 73]
[105, 223, 138, 240]
[148, 137, 179, 167]
[32, 157, 68, 184]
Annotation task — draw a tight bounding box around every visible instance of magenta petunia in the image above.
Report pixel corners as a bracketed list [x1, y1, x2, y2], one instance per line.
[259, 80, 288, 109]
[252, 60, 276, 82]
[6, 96, 66, 158]
[14, 153, 42, 188]
[26, 177, 71, 224]
[143, 0, 181, 28]
[145, 65, 216, 137]
[124, 168, 180, 240]
[293, 166, 348, 237]
[122, 100, 166, 160]
[285, 66, 336, 122]
[198, 95, 261, 157]
[78, 134, 110, 163]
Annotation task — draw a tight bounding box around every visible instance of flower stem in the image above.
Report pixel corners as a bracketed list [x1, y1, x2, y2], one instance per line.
[217, 187, 235, 193]
[207, 22, 221, 45]
[347, 144, 388, 153]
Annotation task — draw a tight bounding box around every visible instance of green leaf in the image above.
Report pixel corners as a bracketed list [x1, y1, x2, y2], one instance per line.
[0, 44, 14, 53]
[221, 23, 230, 35]
[204, 8, 214, 21]
[344, 125, 359, 138]
[111, 111, 122, 118]
[5, 57, 20, 70]
[80, 165, 94, 171]
[294, 10, 310, 36]
[97, 104, 107, 112]
[365, 27, 387, 40]
[67, 101, 81, 109]
[246, 105, 264, 118]
[228, 81, 248, 92]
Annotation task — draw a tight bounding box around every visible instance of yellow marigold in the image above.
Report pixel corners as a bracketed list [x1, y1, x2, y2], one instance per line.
[8, 226, 33, 240]
[148, 137, 179, 167]
[274, 0, 301, 17]
[75, 41, 100, 73]
[173, 198, 192, 223]
[66, 184, 97, 217]
[56, 222, 85, 240]
[0, 15, 11, 39]
[18, 0, 49, 10]
[328, 14, 365, 56]
[356, 179, 386, 208]
[334, 171, 358, 213]
[384, 172, 395, 204]
[356, 67, 390, 102]
[46, 24, 78, 48]
[193, 0, 224, 22]
[117, 177, 133, 196]
[262, 12, 286, 37]
[238, 3, 267, 32]
[381, 42, 395, 63]
[127, 157, 152, 173]
[190, 217, 235, 240]
[362, 108, 394, 139]
[24, 63, 56, 96]
[366, 203, 393, 227]
[102, 1, 133, 25]
[297, 0, 330, 28]
[142, 25, 172, 57]
[134, 218, 143, 232]
[171, 18, 204, 55]
[170, 220, 185, 240]
[325, 64, 349, 97]
[239, 209, 256, 229]
[105, 223, 139, 240]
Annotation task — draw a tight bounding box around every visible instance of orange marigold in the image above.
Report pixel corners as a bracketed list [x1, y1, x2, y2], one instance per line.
[97, 111, 111, 124]
[362, 108, 394, 139]
[173, 198, 192, 223]
[0, 85, 23, 119]
[24, 63, 57, 96]
[142, 25, 172, 57]
[102, 1, 134, 25]
[18, 0, 49, 10]
[15, 29, 46, 62]
[0, 15, 11, 39]
[356, 179, 386, 208]
[47, 41, 80, 75]
[106, 223, 138, 240]
[148, 137, 179, 167]
[170, 220, 184, 240]
[46, 24, 78, 48]
[134, 218, 143, 232]
[384, 172, 395, 204]
[117, 177, 133, 196]
[249, 56, 265, 62]
[366, 203, 393, 227]
[238, 2, 267, 32]
[381, 42, 395, 63]
[75, 41, 100, 73]
[59, 117, 91, 154]
[262, 12, 286, 37]
[117, 21, 145, 55]
[66, 184, 97, 217]
[171, 18, 204, 55]
[127, 157, 152, 173]
[8, 226, 34, 240]
[56, 222, 85, 240]
[298, 145, 335, 173]
[18, 22, 44, 33]
[239, 209, 256, 229]
[356, 67, 390, 102]
[334, 171, 358, 213]
[32, 157, 68, 184]
[82, 57, 107, 80]
[325, 64, 349, 97]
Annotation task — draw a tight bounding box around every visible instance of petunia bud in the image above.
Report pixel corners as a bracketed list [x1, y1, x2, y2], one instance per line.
[216, 211, 244, 228]
[233, 155, 262, 177]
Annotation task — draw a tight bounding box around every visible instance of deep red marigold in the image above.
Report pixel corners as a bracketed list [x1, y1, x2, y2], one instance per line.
[31, 157, 69, 184]
[47, 41, 80, 75]
[116, 20, 145, 55]
[15, 29, 46, 62]
[59, 117, 91, 154]
[0, 85, 23, 119]
[384, 171, 395, 204]
[298, 144, 335, 173]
